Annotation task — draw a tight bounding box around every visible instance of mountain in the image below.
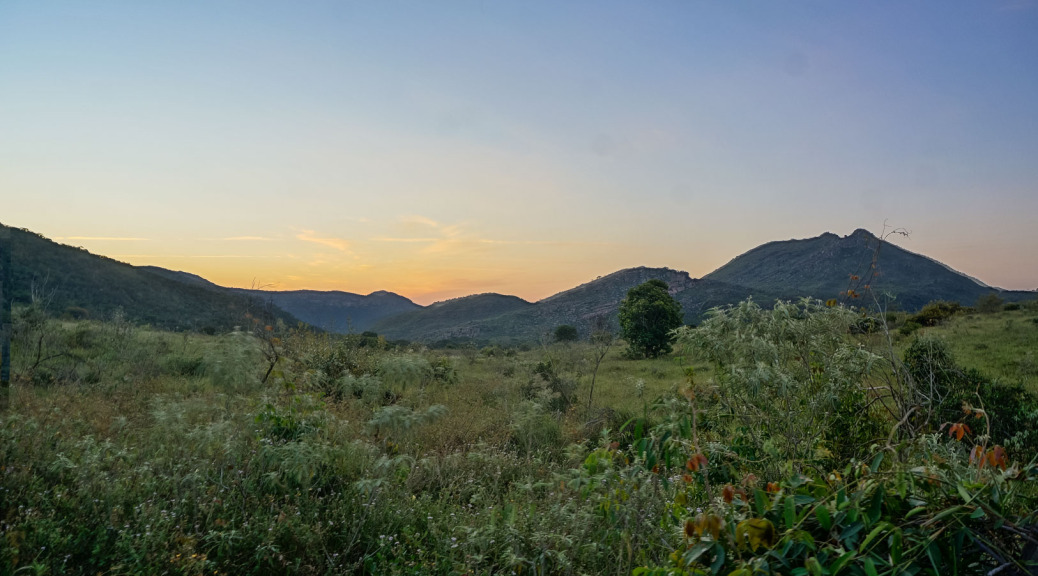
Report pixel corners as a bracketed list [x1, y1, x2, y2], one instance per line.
[235, 289, 419, 333]
[704, 229, 1035, 311]
[0, 224, 300, 331]
[371, 293, 534, 341]
[136, 266, 221, 289]
[371, 268, 784, 344]
[6, 224, 1033, 343]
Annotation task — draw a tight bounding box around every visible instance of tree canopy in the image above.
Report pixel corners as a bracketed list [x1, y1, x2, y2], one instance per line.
[618, 279, 682, 358]
[553, 324, 578, 342]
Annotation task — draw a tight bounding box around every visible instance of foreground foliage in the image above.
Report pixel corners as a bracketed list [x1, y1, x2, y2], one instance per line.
[0, 299, 1035, 575]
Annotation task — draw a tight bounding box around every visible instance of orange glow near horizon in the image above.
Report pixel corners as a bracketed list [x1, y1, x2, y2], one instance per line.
[2, 3, 1037, 300]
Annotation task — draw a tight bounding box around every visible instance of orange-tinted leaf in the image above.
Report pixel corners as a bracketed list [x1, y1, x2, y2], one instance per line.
[686, 453, 708, 472]
[987, 446, 1008, 470]
[723, 484, 735, 504]
[970, 445, 985, 467]
[948, 423, 971, 441]
[684, 519, 696, 539]
[693, 513, 722, 540]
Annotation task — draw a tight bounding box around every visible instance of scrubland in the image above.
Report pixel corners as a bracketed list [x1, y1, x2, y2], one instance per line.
[1, 299, 1036, 575]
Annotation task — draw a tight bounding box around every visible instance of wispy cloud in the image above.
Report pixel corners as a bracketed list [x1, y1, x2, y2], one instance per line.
[111, 254, 268, 259]
[372, 215, 612, 254]
[223, 236, 271, 241]
[296, 230, 351, 252]
[57, 236, 149, 241]
[400, 215, 439, 228]
[476, 239, 614, 246]
[372, 237, 439, 243]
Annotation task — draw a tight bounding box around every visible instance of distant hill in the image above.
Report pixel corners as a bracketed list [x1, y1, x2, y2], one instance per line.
[235, 289, 419, 333]
[704, 229, 1035, 311]
[136, 266, 221, 289]
[372, 293, 533, 341]
[0, 224, 300, 331]
[371, 268, 784, 344]
[6, 224, 1033, 342]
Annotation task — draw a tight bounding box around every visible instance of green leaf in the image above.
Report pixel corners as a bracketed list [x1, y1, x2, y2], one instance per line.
[870, 452, 884, 473]
[904, 506, 927, 520]
[956, 483, 972, 503]
[755, 489, 769, 516]
[863, 556, 879, 576]
[926, 542, 943, 573]
[815, 505, 832, 532]
[785, 495, 796, 529]
[889, 529, 903, 565]
[805, 556, 823, 576]
[710, 543, 726, 574]
[861, 522, 891, 552]
[866, 485, 884, 526]
[682, 541, 713, 565]
[969, 507, 985, 519]
[830, 551, 856, 575]
[924, 505, 963, 526]
[840, 522, 864, 547]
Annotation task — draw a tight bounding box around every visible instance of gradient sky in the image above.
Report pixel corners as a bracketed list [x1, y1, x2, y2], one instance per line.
[2, 1, 1036, 304]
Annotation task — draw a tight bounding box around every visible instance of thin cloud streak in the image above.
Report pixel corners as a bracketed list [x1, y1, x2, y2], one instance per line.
[57, 236, 150, 241]
[110, 254, 272, 259]
[476, 239, 615, 247]
[296, 230, 351, 252]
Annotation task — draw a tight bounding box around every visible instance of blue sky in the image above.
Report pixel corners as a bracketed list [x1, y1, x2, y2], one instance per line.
[2, 1, 1036, 303]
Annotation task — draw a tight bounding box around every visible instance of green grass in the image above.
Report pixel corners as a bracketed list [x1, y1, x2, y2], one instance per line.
[0, 308, 1034, 575]
[902, 304, 1038, 392]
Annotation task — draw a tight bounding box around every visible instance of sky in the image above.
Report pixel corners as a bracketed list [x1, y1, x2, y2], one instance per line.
[2, 1, 1036, 304]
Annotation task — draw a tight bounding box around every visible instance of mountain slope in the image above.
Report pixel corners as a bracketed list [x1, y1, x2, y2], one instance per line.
[371, 293, 533, 341]
[704, 229, 1034, 311]
[237, 289, 419, 333]
[370, 268, 783, 343]
[1, 224, 300, 331]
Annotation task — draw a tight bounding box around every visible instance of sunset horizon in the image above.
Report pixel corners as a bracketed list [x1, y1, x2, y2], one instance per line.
[3, 2, 1037, 304]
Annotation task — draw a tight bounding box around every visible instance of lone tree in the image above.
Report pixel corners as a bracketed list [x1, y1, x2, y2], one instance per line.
[618, 279, 682, 358]
[553, 324, 578, 343]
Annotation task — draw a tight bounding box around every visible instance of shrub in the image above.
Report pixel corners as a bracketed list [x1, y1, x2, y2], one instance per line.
[910, 300, 965, 326]
[553, 324, 579, 342]
[675, 299, 883, 472]
[976, 292, 1005, 314]
[899, 320, 922, 335]
[903, 337, 1038, 452]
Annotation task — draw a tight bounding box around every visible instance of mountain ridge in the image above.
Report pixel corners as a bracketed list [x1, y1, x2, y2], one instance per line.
[4, 224, 1033, 341]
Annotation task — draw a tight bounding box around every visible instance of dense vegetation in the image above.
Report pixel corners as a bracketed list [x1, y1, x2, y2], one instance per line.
[1, 295, 1037, 574]
[0, 225, 301, 332]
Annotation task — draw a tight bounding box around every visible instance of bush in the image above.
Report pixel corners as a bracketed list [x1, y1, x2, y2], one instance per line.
[903, 337, 1038, 452]
[976, 292, 1005, 314]
[553, 324, 579, 342]
[675, 299, 883, 471]
[909, 300, 965, 326]
[899, 320, 922, 335]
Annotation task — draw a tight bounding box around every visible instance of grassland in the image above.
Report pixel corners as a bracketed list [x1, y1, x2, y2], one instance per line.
[911, 304, 1038, 392]
[1, 300, 1035, 575]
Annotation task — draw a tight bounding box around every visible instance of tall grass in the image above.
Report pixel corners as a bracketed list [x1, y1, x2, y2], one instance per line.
[1, 308, 1035, 574]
